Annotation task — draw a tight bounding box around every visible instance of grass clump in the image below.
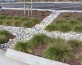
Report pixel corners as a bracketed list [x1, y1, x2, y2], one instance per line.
[0, 35, 9, 44]
[68, 20, 80, 26]
[46, 13, 82, 33]
[42, 44, 72, 62]
[67, 40, 82, 50]
[45, 24, 58, 31]
[55, 19, 67, 24]
[59, 24, 72, 32]
[76, 52, 82, 65]
[21, 21, 33, 28]
[0, 20, 4, 25]
[0, 30, 15, 44]
[3, 20, 12, 26]
[30, 34, 50, 46]
[0, 15, 6, 20]
[14, 34, 82, 64]
[0, 15, 40, 28]
[74, 25, 82, 32]
[14, 41, 32, 53]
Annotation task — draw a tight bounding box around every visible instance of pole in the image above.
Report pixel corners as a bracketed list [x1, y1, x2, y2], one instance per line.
[27, 0, 29, 16]
[31, 0, 32, 16]
[24, 0, 26, 15]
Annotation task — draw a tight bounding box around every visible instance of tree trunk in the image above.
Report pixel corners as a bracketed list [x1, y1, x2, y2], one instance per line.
[31, 0, 32, 16]
[24, 0, 26, 15]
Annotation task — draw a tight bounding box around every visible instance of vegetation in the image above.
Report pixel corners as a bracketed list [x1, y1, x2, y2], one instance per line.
[14, 34, 82, 64]
[14, 41, 32, 53]
[0, 30, 14, 44]
[45, 13, 82, 33]
[0, 15, 40, 28]
[42, 44, 71, 62]
[67, 40, 82, 50]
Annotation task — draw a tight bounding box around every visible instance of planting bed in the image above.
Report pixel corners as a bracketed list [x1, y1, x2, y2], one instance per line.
[0, 10, 51, 28]
[45, 12, 82, 33]
[0, 30, 15, 44]
[14, 34, 82, 65]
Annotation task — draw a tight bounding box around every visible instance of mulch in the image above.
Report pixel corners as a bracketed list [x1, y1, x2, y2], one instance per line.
[0, 10, 51, 21]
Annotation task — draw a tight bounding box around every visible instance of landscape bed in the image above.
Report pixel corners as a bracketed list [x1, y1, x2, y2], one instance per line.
[14, 34, 82, 65]
[45, 12, 82, 33]
[0, 10, 51, 28]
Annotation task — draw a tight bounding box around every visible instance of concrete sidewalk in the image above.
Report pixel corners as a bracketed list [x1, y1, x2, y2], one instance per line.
[0, 50, 28, 65]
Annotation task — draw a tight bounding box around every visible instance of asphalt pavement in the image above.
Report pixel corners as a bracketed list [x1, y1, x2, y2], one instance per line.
[0, 2, 82, 10]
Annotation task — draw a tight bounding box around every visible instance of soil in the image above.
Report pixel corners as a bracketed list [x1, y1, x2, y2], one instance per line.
[31, 45, 46, 56]
[0, 10, 51, 21]
[56, 12, 82, 22]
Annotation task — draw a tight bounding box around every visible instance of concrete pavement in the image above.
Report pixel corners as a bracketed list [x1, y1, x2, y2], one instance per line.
[0, 50, 28, 65]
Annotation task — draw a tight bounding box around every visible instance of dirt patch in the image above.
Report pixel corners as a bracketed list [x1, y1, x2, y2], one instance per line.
[56, 12, 82, 21]
[0, 10, 51, 21]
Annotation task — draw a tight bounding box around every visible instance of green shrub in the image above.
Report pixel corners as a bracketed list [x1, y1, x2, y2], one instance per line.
[0, 35, 9, 44]
[59, 24, 72, 32]
[14, 41, 32, 53]
[74, 25, 82, 32]
[42, 44, 72, 62]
